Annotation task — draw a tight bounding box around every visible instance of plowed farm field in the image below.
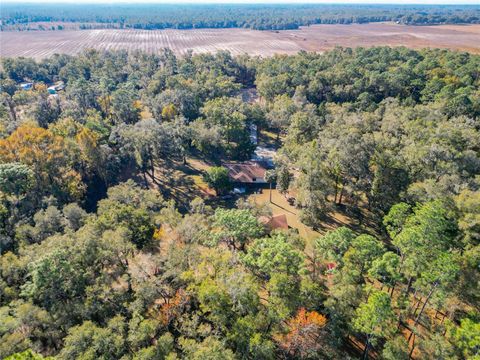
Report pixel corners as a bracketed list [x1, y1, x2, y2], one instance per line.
[1, 23, 480, 59]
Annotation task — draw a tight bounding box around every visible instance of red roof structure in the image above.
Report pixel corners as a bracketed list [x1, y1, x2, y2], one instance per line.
[259, 214, 289, 231]
[326, 263, 337, 271]
[223, 161, 267, 184]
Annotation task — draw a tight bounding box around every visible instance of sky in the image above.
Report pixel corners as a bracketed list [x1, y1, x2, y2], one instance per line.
[2, 0, 480, 3]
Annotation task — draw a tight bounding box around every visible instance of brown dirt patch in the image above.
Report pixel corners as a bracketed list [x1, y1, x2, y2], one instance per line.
[2, 23, 479, 59]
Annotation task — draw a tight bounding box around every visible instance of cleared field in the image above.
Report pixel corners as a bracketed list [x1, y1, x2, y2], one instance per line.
[1, 23, 480, 59]
[288, 23, 480, 54]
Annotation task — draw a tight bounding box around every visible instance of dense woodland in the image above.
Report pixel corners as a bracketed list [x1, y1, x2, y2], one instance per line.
[0, 47, 479, 359]
[2, 4, 480, 31]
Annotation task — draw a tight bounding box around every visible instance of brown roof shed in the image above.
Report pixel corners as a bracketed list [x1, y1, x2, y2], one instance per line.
[259, 214, 289, 231]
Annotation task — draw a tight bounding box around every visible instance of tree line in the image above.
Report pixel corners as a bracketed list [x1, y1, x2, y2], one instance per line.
[2, 4, 480, 31]
[0, 47, 479, 359]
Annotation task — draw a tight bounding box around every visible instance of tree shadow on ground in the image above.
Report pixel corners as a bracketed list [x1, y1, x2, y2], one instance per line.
[147, 158, 215, 213]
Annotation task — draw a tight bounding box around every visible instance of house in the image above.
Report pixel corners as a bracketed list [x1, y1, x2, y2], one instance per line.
[223, 161, 268, 186]
[259, 214, 289, 231]
[20, 83, 33, 90]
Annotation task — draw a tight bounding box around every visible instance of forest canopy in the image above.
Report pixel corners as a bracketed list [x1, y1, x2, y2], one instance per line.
[0, 46, 479, 359]
[1, 3, 480, 31]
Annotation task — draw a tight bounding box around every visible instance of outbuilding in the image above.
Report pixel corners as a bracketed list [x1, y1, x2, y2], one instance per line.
[259, 214, 289, 232]
[20, 82, 33, 90]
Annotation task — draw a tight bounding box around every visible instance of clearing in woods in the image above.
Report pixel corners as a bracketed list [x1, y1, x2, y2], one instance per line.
[2, 23, 480, 59]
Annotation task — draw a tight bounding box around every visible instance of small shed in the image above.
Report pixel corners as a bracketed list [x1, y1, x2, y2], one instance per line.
[326, 262, 337, 275]
[48, 81, 65, 94]
[259, 214, 289, 231]
[20, 83, 33, 90]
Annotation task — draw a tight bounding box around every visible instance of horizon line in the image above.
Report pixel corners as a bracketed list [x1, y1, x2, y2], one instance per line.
[3, 1, 480, 5]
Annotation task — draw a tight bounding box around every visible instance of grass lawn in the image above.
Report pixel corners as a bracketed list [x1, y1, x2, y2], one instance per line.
[248, 188, 360, 253]
[142, 137, 367, 249]
[258, 128, 282, 148]
[145, 155, 359, 248]
[249, 188, 320, 241]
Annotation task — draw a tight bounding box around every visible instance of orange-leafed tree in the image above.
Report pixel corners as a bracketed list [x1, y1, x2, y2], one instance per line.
[0, 125, 84, 201]
[277, 308, 328, 358]
[76, 127, 99, 161]
[157, 289, 190, 326]
[75, 127, 107, 181]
